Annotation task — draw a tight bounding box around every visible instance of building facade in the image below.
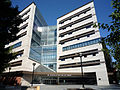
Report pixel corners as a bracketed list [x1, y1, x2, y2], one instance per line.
[1, 1, 112, 86]
[57, 1, 109, 85]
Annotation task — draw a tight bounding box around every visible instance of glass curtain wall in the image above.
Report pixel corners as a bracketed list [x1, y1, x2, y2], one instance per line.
[40, 26, 57, 71]
[41, 45, 57, 71]
[29, 10, 57, 71]
[29, 8, 47, 62]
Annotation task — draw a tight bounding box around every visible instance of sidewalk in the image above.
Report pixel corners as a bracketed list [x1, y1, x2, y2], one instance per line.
[39, 84, 120, 90]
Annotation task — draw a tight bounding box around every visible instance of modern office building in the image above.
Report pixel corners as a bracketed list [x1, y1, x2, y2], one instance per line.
[57, 1, 109, 85]
[1, 1, 113, 86]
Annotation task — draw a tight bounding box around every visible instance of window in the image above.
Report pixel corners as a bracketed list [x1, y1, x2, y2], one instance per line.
[59, 7, 91, 24]
[93, 53, 96, 56]
[93, 39, 96, 44]
[23, 15, 29, 22]
[87, 35, 90, 37]
[68, 46, 71, 50]
[59, 30, 95, 44]
[63, 47, 66, 51]
[84, 42, 87, 46]
[19, 23, 28, 30]
[16, 50, 24, 57]
[89, 40, 93, 45]
[61, 59, 65, 61]
[79, 43, 82, 47]
[18, 31, 27, 38]
[72, 45, 75, 49]
[71, 57, 74, 59]
[60, 49, 98, 60]
[48, 64, 54, 69]
[68, 32, 72, 35]
[84, 55, 87, 58]
[59, 14, 92, 30]
[59, 22, 93, 37]
[12, 41, 22, 49]
[10, 60, 22, 67]
[74, 44, 77, 48]
[77, 38, 80, 40]
[69, 24, 72, 27]
[62, 38, 101, 51]
[59, 60, 100, 69]
[21, 9, 30, 17]
[82, 42, 85, 47]
[86, 25, 91, 29]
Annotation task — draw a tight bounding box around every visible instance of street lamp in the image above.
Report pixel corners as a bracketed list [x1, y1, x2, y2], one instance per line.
[31, 63, 36, 86]
[79, 53, 85, 89]
[9, 66, 11, 73]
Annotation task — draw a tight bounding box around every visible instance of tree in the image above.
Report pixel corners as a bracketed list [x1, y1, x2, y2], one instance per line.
[95, 0, 120, 69]
[0, 0, 23, 74]
[102, 40, 113, 72]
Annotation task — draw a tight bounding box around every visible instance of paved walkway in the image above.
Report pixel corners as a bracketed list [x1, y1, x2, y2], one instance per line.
[39, 84, 120, 90]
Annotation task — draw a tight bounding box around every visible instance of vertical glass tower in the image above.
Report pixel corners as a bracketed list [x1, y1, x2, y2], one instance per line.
[29, 7, 47, 62]
[29, 25, 57, 71]
[40, 26, 57, 71]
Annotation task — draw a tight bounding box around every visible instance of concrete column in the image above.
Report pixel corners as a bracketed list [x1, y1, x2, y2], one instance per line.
[96, 63, 109, 85]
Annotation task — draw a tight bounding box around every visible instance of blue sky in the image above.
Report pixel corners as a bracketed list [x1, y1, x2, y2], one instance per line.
[11, 0, 113, 38]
